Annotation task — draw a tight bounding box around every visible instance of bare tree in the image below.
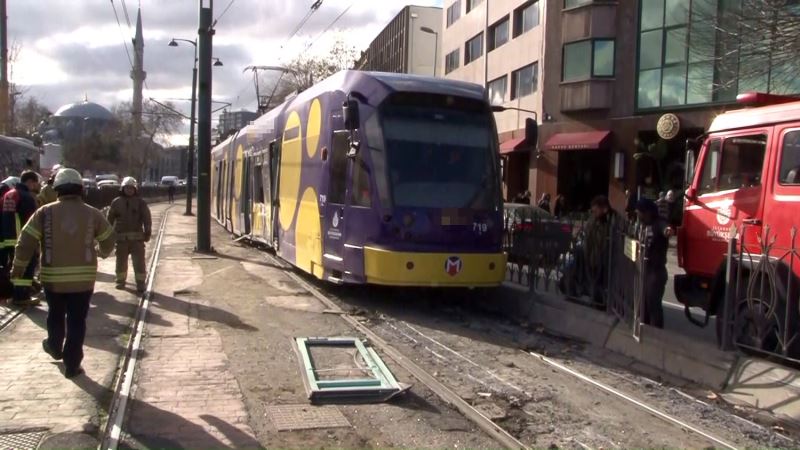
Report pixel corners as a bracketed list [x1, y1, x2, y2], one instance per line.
[255, 36, 359, 112]
[688, 0, 800, 97]
[112, 99, 183, 177]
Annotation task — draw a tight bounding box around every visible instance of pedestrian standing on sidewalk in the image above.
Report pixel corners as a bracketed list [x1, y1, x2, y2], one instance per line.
[107, 177, 152, 292]
[3, 171, 41, 306]
[10, 168, 116, 378]
[167, 183, 176, 204]
[636, 198, 669, 329]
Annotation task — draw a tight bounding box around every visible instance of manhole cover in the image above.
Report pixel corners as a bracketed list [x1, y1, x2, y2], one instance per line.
[266, 405, 351, 431]
[0, 431, 47, 450]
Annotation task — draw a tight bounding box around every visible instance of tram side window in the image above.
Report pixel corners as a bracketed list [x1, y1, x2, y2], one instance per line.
[253, 164, 265, 203]
[717, 134, 767, 191]
[351, 155, 371, 207]
[698, 139, 720, 195]
[329, 131, 349, 204]
[779, 130, 800, 185]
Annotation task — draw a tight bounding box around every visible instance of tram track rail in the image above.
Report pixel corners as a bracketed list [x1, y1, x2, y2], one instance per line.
[258, 250, 760, 450]
[100, 205, 172, 450]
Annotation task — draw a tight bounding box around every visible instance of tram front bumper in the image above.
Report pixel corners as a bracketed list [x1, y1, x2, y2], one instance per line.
[363, 247, 506, 287]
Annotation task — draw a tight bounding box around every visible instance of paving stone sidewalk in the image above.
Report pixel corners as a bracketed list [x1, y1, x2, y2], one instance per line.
[0, 206, 167, 448]
[120, 213, 259, 449]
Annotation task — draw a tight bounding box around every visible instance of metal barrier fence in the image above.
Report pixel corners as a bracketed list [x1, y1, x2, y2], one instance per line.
[83, 185, 187, 210]
[720, 225, 800, 364]
[504, 210, 646, 336]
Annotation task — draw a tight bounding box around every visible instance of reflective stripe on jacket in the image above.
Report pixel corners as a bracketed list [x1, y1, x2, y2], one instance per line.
[1, 185, 36, 248]
[11, 195, 116, 293]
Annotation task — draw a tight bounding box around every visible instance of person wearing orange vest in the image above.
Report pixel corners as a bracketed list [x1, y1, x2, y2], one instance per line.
[11, 168, 115, 378]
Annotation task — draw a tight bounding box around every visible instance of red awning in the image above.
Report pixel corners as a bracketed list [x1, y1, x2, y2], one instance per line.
[544, 130, 612, 151]
[499, 137, 528, 155]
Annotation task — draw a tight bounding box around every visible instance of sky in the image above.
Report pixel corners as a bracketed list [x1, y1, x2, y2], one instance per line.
[9, 0, 443, 144]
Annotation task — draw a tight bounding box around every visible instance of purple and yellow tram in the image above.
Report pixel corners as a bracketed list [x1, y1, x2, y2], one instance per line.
[211, 71, 506, 287]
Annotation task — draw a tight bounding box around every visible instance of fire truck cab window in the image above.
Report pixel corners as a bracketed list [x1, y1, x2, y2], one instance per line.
[698, 139, 720, 195]
[717, 134, 767, 191]
[779, 130, 800, 185]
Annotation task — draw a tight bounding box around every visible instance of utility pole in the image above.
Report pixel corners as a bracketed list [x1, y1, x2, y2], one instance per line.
[196, 0, 214, 252]
[0, 0, 9, 135]
[186, 59, 198, 216]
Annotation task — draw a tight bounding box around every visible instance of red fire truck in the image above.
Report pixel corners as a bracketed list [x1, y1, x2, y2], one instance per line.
[675, 92, 800, 350]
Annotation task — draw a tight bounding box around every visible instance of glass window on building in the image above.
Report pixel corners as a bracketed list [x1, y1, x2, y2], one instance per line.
[563, 39, 615, 81]
[488, 76, 508, 105]
[447, 0, 461, 27]
[511, 62, 538, 100]
[513, 1, 539, 38]
[465, 32, 484, 64]
[489, 16, 509, 51]
[637, 0, 800, 110]
[466, 0, 484, 13]
[445, 49, 460, 74]
[565, 0, 593, 8]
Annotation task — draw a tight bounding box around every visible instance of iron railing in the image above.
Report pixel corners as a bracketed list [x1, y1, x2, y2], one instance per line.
[720, 225, 800, 364]
[504, 209, 646, 336]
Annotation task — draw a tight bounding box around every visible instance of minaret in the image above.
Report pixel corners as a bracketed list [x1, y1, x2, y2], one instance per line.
[131, 8, 146, 168]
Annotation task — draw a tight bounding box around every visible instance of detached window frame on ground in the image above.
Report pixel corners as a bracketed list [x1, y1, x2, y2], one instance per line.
[293, 337, 409, 403]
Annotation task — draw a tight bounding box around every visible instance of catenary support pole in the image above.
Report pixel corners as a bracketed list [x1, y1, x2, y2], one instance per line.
[185, 62, 198, 216]
[0, 0, 9, 134]
[196, 0, 213, 252]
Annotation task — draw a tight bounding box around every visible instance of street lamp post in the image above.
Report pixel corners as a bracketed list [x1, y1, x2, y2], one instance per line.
[420, 26, 438, 77]
[169, 38, 198, 216]
[169, 38, 223, 218]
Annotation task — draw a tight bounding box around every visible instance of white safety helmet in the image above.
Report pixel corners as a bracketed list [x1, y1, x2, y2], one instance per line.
[53, 168, 83, 189]
[2, 176, 19, 188]
[122, 176, 138, 189]
[51, 164, 62, 173]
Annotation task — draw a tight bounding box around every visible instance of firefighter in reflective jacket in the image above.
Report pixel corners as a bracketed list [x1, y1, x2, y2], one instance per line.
[37, 164, 61, 207]
[3, 171, 40, 305]
[11, 168, 115, 378]
[107, 177, 151, 292]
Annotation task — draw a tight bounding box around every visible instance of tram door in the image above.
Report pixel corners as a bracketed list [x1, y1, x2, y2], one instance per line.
[269, 140, 281, 248]
[323, 130, 350, 275]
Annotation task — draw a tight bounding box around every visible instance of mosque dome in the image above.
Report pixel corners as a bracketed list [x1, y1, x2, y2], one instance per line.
[53, 100, 114, 121]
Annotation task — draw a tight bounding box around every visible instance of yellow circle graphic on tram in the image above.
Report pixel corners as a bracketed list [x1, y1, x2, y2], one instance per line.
[232, 144, 244, 230]
[306, 99, 322, 158]
[295, 186, 323, 277]
[279, 111, 303, 231]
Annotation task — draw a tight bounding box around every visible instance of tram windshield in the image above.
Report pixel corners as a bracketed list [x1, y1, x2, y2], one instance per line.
[375, 93, 499, 210]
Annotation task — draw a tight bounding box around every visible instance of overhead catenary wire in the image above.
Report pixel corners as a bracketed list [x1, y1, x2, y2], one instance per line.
[212, 0, 237, 28]
[109, 0, 134, 70]
[303, 1, 354, 53]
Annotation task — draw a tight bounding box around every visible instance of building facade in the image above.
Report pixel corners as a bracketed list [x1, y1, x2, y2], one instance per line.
[443, 0, 800, 212]
[356, 5, 442, 76]
[441, 0, 545, 200]
[218, 109, 258, 140]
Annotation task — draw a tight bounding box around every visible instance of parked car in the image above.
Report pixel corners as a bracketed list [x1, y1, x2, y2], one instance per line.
[95, 174, 119, 184]
[503, 203, 553, 231]
[178, 179, 187, 186]
[97, 179, 120, 189]
[160, 176, 179, 186]
[82, 178, 97, 190]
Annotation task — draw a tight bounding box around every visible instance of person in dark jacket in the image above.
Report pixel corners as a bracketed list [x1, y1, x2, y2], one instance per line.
[3, 171, 40, 305]
[637, 198, 669, 329]
[553, 195, 567, 218]
[537, 193, 552, 214]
